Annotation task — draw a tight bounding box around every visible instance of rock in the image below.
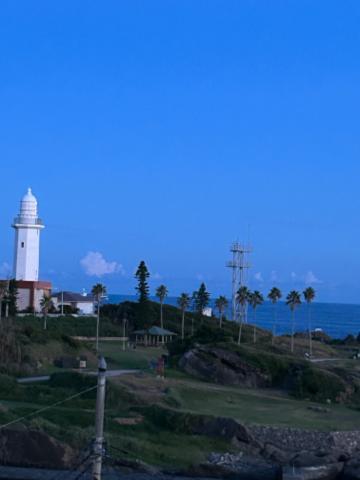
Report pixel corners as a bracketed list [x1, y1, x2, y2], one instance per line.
[283, 463, 343, 480]
[111, 457, 160, 475]
[179, 347, 271, 387]
[0, 428, 76, 469]
[190, 416, 261, 448]
[262, 443, 293, 464]
[188, 453, 281, 479]
[342, 457, 360, 479]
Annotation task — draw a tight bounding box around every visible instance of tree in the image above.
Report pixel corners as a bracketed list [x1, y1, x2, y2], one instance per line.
[248, 290, 264, 343]
[286, 290, 302, 353]
[156, 284, 168, 329]
[268, 287, 282, 345]
[91, 283, 107, 352]
[135, 261, 150, 304]
[40, 294, 53, 330]
[6, 280, 18, 317]
[303, 287, 316, 357]
[236, 286, 250, 345]
[215, 296, 228, 329]
[0, 281, 7, 321]
[177, 293, 191, 339]
[192, 283, 210, 324]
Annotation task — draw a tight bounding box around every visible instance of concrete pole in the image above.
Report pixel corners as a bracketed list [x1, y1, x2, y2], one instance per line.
[92, 356, 107, 480]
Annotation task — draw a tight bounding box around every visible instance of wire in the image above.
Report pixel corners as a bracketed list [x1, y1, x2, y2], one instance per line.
[0, 385, 97, 430]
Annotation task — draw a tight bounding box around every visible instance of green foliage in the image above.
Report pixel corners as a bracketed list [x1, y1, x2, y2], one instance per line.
[268, 287, 282, 304]
[17, 315, 120, 338]
[192, 283, 210, 324]
[7, 279, 18, 317]
[167, 325, 230, 357]
[291, 365, 346, 402]
[48, 371, 96, 390]
[135, 261, 151, 327]
[135, 261, 150, 304]
[286, 290, 302, 310]
[303, 287, 316, 304]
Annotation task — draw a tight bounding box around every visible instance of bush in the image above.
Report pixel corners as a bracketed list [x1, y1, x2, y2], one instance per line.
[292, 365, 347, 402]
[168, 325, 231, 357]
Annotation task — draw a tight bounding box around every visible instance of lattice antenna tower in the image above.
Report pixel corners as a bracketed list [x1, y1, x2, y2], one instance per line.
[226, 241, 252, 322]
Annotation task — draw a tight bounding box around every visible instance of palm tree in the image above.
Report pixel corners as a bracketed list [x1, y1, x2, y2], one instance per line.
[91, 283, 107, 353]
[40, 294, 53, 330]
[303, 287, 316, 357]
[286, 290, 301, 353]
[248, 291, 264, 343]
[236, 286, 250, 345]
[215, 296, 228, 329]
[268, 287, 282, 345]
[156, 285, 168, 329]
[177, 293, 191, 339]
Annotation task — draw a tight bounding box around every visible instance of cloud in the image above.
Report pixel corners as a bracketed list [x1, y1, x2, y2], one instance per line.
[254, 272, 264, 283]
[0, 262, 11, 277]
[290, 272, 297, 281]
[270, 270, 278, 282]
[80, 251, 125, 277]
[152, 272, 162, 280]
[304, 270, 322, 285]
[196, 273, 204, 281]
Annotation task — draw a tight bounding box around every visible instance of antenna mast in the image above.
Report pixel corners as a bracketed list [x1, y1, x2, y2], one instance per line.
[226, 242, 251, 322]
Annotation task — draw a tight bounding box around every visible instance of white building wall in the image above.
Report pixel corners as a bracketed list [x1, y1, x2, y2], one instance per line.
[33, 288, 45, 312]
[77, 302, 95, 315]
[14, 227, 41, 281]
[17, 288, 31, 312]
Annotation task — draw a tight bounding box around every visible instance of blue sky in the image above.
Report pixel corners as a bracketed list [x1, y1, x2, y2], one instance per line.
[1, 1, 360, 303]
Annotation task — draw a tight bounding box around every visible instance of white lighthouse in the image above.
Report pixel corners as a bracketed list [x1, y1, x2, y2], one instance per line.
[12, 188, 44, 281]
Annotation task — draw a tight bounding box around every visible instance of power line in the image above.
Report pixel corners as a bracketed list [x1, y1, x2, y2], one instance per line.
[0, 385, 97, 431]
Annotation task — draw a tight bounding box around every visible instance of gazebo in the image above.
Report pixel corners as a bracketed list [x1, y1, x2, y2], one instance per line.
[133, 326, 177, 346]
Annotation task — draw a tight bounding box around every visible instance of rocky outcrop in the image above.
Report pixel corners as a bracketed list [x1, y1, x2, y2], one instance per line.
[188, 453, 281, 480]
[250, 425, 360, 455]
[0, 428, 77, 469]
[179, 347, 271, 387]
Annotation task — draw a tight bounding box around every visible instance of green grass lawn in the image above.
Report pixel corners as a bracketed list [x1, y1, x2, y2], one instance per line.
[168, 380, 360, 431]
[98, 342, 166, 370]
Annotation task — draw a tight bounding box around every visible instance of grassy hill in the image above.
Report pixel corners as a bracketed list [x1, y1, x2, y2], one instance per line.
[1, 302, 360, 469]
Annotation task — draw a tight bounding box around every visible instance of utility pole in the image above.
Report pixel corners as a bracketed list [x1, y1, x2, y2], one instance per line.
[61, 290, 64, 316]
[92, 356, 107, 480]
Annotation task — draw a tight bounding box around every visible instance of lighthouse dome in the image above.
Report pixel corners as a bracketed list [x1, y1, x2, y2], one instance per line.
[20, 188, 38, 218]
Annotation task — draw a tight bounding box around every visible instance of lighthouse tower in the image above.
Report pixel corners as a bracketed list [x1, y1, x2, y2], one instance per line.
[12, 188, 44, 281]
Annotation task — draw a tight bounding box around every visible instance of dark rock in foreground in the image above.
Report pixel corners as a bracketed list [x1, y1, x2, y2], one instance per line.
[0, 429, 76, 469]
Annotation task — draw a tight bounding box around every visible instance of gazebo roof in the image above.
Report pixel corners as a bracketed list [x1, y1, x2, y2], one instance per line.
[148, 326, 177, 336]
[133, 326, 177, 336]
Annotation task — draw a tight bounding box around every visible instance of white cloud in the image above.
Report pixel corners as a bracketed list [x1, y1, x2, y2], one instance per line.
[196, 273, 204, 281]
[291, 272, 297, 281]
[254, 272, 264, 283]
[304, 270, 322, 285]
[270, 270, 278, 282]
[80, 251, 125, 277]
[0, 262, 11, 277]
[152, 272, 162, 280]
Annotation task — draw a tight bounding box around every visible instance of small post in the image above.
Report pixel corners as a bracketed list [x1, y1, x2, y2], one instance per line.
[122, 316, 127, 351]
[92, 356, 107, 480]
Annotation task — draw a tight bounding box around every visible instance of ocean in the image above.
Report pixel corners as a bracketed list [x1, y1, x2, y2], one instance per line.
[106, 295, 360, 340]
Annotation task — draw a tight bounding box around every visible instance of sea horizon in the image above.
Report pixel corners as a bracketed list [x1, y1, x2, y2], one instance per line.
[106, 294, 360, 340]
